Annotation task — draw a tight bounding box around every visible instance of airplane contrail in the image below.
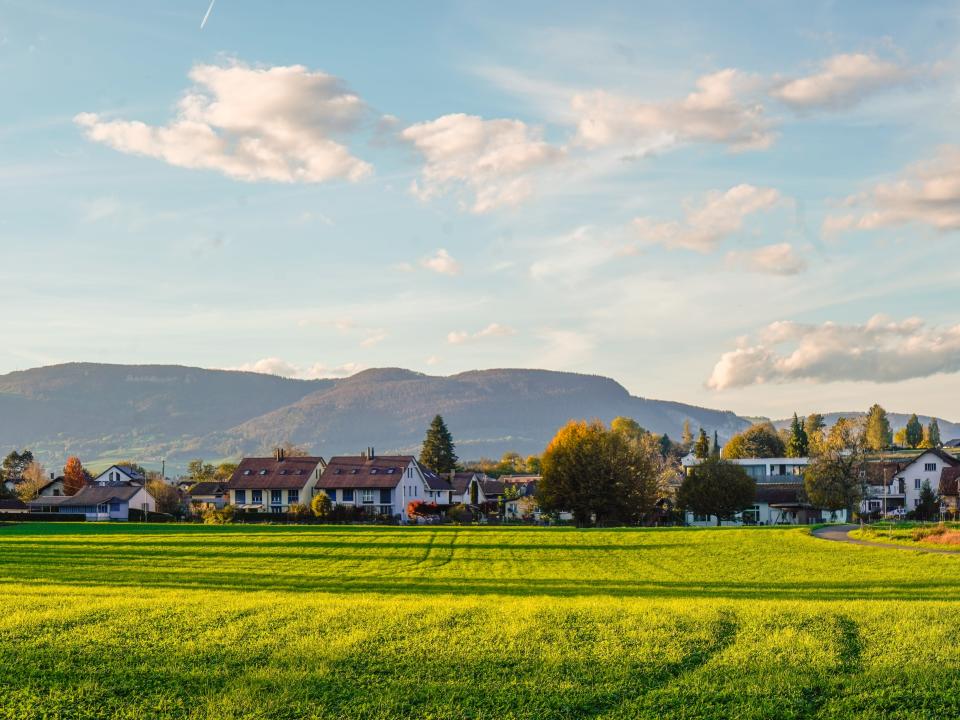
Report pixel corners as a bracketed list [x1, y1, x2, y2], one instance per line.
[200, 0, 216, 29]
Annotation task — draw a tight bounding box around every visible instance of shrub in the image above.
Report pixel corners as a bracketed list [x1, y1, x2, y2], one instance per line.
[448, 503, 472, 524]
[288, 503, 311, 521]
[311, 491, 332, 519]
[407, 500, 442, 520]
[202, 505, 235, 525]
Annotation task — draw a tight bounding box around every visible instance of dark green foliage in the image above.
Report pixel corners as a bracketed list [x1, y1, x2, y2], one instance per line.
[787, 413, 808, 458]
[905, 414, 923, 449]
[2, 449, 33, 481]
[915, 480, 939, 521]
[927, 419, 942, 448]
[693, 429, 710, 459]
[419, 415, 458, 473]
[711, 431, 720, 458]
[676, 457, 756, 525]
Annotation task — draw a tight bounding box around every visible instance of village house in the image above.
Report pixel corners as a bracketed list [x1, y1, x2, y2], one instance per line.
[939, 467, 960, 514]
[37, 474, 66, 497]
[317, 450, 452, 522]
[449, 472, 509, 505]
[187, 481, 228, 510]
[861, 449, 959, 517]
[227, 449, 325, 512]
[682, 455, 847, 526]
[0, 498, 28, 514]
[93, 464, 146, 486]
[58, 483, 156, 521]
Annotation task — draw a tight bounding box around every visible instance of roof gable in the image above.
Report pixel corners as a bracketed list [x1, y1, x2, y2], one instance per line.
[228, 456, 325, 490]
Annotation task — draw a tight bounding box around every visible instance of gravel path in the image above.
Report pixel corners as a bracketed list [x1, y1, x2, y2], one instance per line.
[811, 524, 960, 555]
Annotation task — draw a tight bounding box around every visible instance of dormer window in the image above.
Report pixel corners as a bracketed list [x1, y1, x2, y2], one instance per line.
[259, 469, 268, 476]
[243, 470, 252, 476]
[370, 468, 378, 475]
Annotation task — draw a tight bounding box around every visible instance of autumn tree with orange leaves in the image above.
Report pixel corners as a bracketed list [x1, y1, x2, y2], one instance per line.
[63, 456, 87, 495]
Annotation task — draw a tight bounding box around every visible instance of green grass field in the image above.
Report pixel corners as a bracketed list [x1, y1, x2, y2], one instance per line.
[1, 523, 958, 719]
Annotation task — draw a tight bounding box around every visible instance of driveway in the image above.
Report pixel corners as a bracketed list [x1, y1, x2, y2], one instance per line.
[811, 524, 960, 555]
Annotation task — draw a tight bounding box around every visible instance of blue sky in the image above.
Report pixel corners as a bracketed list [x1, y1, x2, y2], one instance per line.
[2, 0, 960, 420]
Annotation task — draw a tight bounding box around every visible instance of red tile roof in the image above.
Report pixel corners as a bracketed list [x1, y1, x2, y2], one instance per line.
[940, 467, 960, 497]
[319, 455, 412, 489]
[228, 456, 324, 490]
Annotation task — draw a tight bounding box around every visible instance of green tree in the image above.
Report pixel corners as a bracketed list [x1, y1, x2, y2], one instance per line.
[214, 462, 238, 481]
[863, 404, 892, 451]
[658, 434, 673, 458]
[146, 479, 182, 515]
[905, 414, 923, 449]
[723, 423, 786, 459]
[915, 480, 939, 521]
[311, 491, 332, 519]
[786, 413, 809, 457]
[538, 420, 663, 527]
[680, 420, 694, 451]
[2, 450, 34, 482]
[187, 460, 216, 483]
[419, 415, 458, 473]
[804, 417, 866, 517]
[693, 428, 710, 459]
[927, 419, 942, 448]
[676, 457, 755, 526]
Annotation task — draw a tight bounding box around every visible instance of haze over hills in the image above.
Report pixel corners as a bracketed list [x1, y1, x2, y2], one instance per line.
[0, 363, 750, 472]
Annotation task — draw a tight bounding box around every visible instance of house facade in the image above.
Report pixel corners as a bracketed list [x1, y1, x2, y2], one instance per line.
[940, 467, 960, 514]
[58, 484, 156, 521]
[226, 449, 325, 513]
[187, 481, 227, 510]
[93, 465, 146, 486]
[317, 452, 453, 522]
[861, 449, 959, 516]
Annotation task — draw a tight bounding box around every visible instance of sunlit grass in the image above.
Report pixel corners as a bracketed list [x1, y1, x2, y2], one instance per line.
[1, 522, 958, 718]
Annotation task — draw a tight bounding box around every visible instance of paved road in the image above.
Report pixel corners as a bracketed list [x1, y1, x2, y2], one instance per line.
[811, 524, 960, 554]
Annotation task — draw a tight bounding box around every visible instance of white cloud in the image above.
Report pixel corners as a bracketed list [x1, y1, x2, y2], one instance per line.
[420, 248, 462, 276]
[724, 243, 807, 275]
[537, 329, 596, 369]
[232, 358, 362, 380]
[401, 113, 564, 213]
[529, 226, 629, 281]
[707, 315, 960, 389]
[633, 184, 785, 252]
[572, 69, 775, 153]
[824, 147, 960, 233]
[75, 61, 372, 183]
[447, 323, 516, 344]
[360, 331, 387, 348]
[771, 53, 914, 111]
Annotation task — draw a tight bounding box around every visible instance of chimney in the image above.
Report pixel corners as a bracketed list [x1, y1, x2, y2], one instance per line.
[361, 449, 367, 460]
[275, 447, 285, 462]
[370, 446, 375, 460]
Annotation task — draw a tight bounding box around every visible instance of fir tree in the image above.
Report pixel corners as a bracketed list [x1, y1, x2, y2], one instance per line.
[787, 413, 809, 457]
[419, 415, 458, 473]
[864, 404, 892, 451]
[928, 418, 942, 448]
[711, 431, 721, 458]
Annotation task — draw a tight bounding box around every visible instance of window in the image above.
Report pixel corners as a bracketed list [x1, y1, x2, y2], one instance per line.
[235, 490, 246, 504]
[259, 469, 268, 475]
[343, 489, 354, 502]
[271, 490, 282, 504]
[693, 513, 710, 522]
[325, 489, 337, 502]
[925, 463, 937, 472]
[243, 469, 252, 476]
[109, 502, 120, 512]
[407, 467, 412, 478]
[252, 490, 262, 503]
[914, 498, 920, 508]
[915, 478, 921, 490]
[288, 489, 299, 503]
[370, 468, 378, 474]
[379, 488, 392, 504]
[361, 489, 374, 504]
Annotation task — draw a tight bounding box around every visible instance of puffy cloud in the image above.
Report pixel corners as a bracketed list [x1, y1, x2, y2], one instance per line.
[824, 147, 960, 233]
[707, 315, 960, 389]
[633, 184, 784, 252]
[771, 53, 913, 111]
[724, 243, 807, 275]
[232, 358, 363, 380]
[75, 61, 372, 183]
[401, 113, 564, 213]
[572, 69, 775, 152]
[447, 323, 516, 344]
[420, 248, 462, 276]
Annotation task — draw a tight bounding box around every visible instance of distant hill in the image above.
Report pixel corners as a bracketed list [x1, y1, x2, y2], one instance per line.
[772, 412, 960, 442]
[0, 363, 751, 472]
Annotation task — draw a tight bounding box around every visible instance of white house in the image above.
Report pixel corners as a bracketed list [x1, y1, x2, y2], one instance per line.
[681, 454, 848, 526]
[862, 449, 959, 517]
[58, 484, 156, 521]
[317, 451, 453, 522]
[93, 464, 146, 486]
[37, 475, 66, 497]
[227, 449, 325, 512]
